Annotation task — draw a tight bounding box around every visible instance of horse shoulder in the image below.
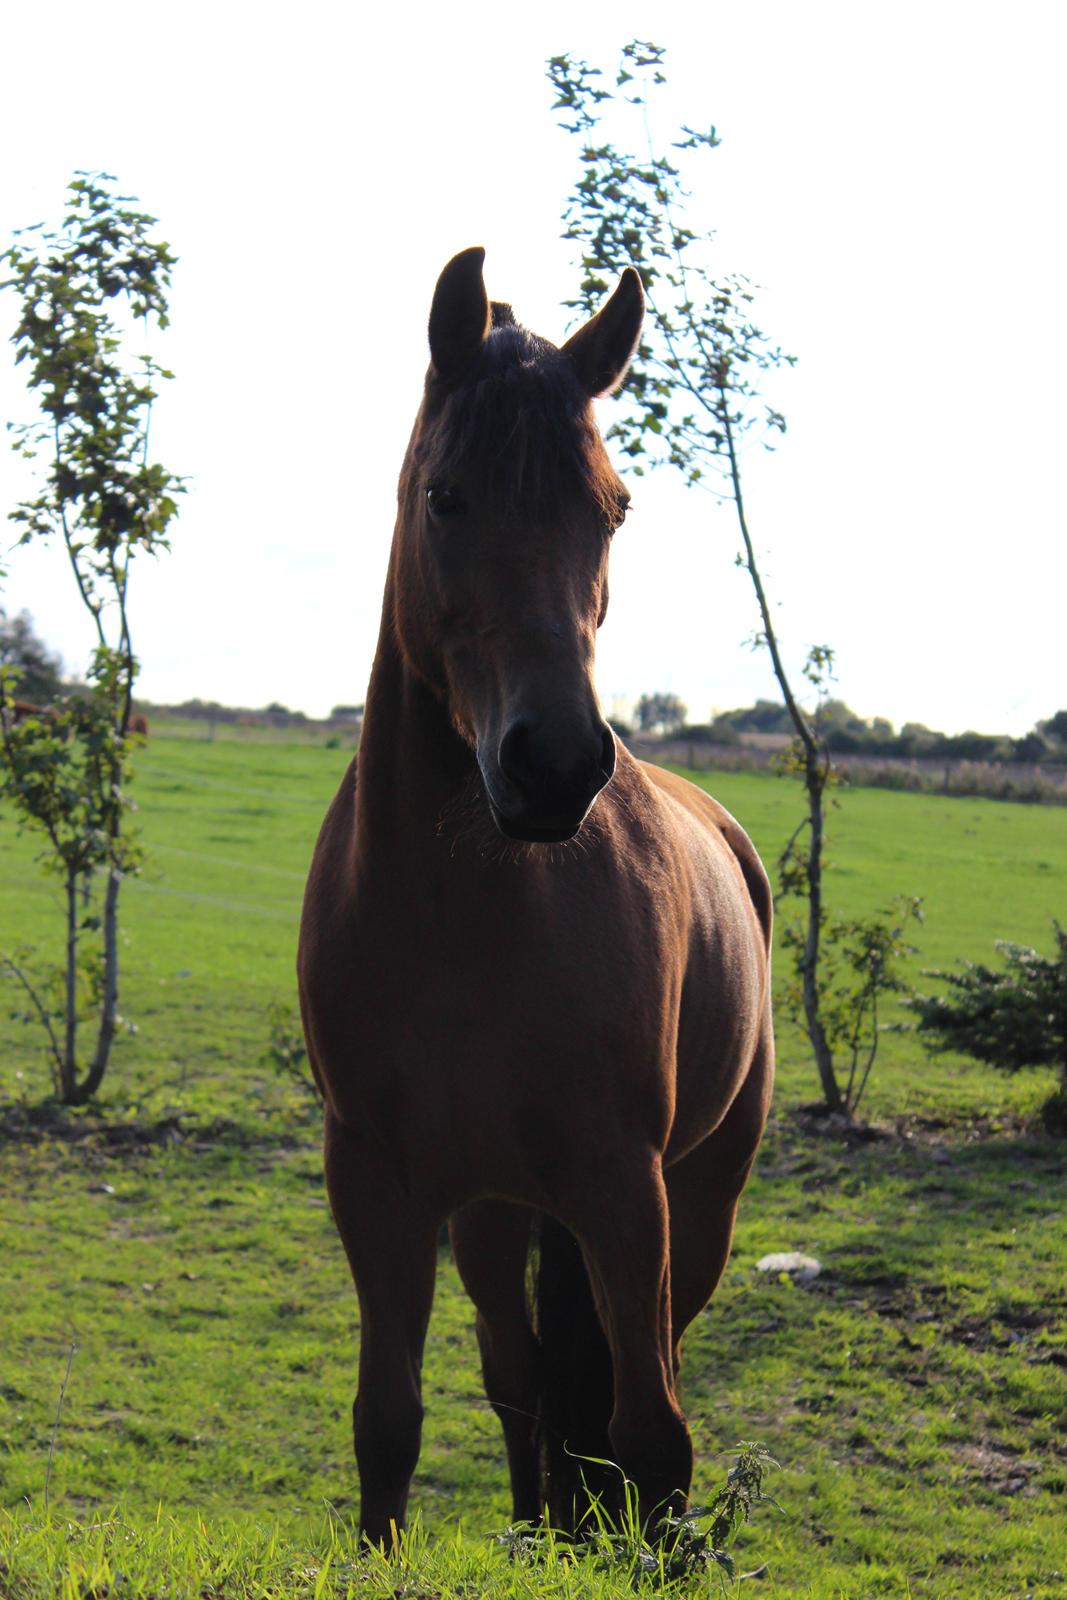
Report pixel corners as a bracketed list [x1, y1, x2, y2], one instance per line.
[635, 760, 772, 953]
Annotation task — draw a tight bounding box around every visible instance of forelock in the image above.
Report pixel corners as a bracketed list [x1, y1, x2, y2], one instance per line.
[415, 323, 620, 518]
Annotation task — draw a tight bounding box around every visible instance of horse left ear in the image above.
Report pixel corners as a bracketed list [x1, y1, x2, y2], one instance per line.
[429, 247, 492, 385]
[562, 268, 645, 397]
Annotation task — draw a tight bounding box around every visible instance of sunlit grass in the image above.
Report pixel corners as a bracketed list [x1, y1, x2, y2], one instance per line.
[1, 736, 1065, 1597]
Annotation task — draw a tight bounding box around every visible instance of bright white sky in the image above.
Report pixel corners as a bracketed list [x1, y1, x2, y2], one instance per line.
[0, 1, 1063, 734]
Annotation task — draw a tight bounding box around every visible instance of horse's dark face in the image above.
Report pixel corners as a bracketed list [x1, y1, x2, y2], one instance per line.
[394, 249, 644, 844]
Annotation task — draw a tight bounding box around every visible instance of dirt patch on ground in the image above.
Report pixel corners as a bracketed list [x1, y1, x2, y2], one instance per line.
[0, 1099, 317, 1165]
[891, 1110, 1042, 1145]
[953, 1439, 1045, 1496]
[785, 1102, 1048, 1150]
[0, 1100, 190, 1152]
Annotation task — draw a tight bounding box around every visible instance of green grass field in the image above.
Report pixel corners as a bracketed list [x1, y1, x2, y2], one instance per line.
[0, 734, 1064, 1597]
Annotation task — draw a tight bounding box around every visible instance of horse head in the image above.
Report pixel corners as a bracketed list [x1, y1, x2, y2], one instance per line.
[394, 247, 644, 844]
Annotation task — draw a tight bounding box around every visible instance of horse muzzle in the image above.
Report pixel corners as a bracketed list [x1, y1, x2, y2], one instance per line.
[481, 716, 617, 843]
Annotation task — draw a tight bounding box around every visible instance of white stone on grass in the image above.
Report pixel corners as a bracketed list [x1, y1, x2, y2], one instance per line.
[756, 1251, 822, 1280]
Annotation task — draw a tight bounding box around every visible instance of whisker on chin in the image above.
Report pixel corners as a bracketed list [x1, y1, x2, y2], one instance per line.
[436, 770, 604, 867]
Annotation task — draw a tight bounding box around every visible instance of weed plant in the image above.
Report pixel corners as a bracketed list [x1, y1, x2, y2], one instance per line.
[497, 1443, 777, 1590]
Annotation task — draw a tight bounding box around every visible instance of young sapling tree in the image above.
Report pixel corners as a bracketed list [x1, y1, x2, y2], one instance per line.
[0, 172, 182, 1104]
[549, 42, 912, 1117]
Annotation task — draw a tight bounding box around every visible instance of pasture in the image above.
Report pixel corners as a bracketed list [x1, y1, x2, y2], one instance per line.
[0, 734, 1064, 1596]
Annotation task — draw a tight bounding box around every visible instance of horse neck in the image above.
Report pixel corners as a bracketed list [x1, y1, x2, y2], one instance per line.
[354, 608, 473, 862]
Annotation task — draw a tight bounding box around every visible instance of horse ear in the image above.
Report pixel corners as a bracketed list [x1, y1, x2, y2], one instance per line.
[428, 247, 491, 384]
[562, 268, 645, 397]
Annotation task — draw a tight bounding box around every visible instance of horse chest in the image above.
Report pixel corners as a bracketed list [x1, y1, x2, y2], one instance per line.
[310, 865, 681, 1175]
[348, 877, 669, 1052]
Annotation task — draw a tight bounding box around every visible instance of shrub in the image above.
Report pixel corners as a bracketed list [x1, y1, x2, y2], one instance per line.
[909, 924, 1067, 1130]
[262, 999, 318, 1101]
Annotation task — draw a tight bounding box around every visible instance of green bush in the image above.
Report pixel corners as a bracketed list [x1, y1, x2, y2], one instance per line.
[910, 923, 1067, 1129]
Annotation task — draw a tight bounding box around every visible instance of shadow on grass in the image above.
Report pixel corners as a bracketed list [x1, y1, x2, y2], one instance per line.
[0, 1095, 321, 1172]
[718, 1109, 1067, 1386]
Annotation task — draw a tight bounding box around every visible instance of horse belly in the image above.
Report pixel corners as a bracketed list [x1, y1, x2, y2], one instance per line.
[664, 821, 770, 1162]
[668, 944, 766, 1163]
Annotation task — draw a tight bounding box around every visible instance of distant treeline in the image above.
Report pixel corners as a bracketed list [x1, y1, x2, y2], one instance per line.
[660, 698, 1067, 767]
[142, 698, 364, 728]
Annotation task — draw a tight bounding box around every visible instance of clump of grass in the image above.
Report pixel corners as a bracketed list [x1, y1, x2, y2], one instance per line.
[498, 1442, 779, 1591]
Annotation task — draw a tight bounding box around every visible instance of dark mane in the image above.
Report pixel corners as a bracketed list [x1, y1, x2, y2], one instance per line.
[417, 323, 621, 519]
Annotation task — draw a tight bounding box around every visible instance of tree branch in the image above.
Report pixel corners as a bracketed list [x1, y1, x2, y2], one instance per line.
[0, 951, 64, 1091]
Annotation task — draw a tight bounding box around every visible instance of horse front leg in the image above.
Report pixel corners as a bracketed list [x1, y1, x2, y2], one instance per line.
[323, 1109, 439, 1546]
[450, 1199, 541, 1523]
[571, 1153, 692, 1530]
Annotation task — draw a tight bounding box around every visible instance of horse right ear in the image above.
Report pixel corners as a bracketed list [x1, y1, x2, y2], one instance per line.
[562, 267, 645, 397]
[428, 247, 491, 385]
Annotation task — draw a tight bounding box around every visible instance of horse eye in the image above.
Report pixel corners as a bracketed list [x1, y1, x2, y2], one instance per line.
[426, 485, 465, 518]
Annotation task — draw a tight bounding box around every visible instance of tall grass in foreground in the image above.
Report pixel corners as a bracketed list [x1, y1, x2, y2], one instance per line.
[0, 1514, 756, 1600]
[0, 1447, 777, 1599]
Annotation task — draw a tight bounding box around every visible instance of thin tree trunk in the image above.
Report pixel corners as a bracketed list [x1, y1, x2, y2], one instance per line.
[61, 872, 79, 1103]
[67, 738, 125, 1106]
[802, 755, 840, 1111]
[72, 693, 128, 1105]
[721, 396, 843, 1112]
[71, 866, 121, 1106]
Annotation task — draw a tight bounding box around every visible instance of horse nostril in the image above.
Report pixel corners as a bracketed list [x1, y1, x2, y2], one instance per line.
[498, 719, 534, 789]
[499, 717, 616, 800]
[600, 726, 617, 780]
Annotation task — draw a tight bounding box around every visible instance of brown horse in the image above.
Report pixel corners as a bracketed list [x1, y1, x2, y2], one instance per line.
[298, 248, 774, 1544]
